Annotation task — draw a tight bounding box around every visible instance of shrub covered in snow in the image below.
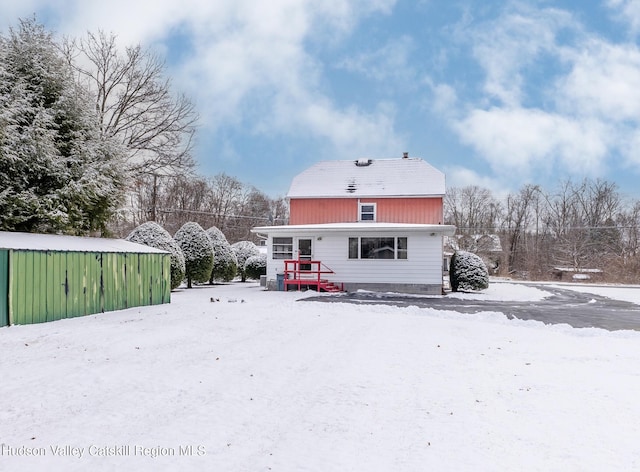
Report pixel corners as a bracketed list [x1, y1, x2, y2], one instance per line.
[244, 254, 267, 280]
[449, 250, 489, 292]
[174, 222, 215, 288]
[126, 221, 186, 290]
[206, 226, 237, 283]
[231, 240, 260, 282]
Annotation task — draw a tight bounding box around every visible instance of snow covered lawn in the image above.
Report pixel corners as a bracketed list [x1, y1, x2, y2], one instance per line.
[1, 282, 639, 471]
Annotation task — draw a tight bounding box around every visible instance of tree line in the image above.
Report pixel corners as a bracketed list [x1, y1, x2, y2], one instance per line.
[113, 172, 288, 243]
[444, 179, 640, 283]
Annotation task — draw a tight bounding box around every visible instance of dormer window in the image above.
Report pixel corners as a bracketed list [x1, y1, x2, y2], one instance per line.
[359, 202, 376, 221]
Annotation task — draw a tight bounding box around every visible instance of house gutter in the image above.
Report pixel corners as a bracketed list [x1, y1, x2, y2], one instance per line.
[251, 223, 456, 237]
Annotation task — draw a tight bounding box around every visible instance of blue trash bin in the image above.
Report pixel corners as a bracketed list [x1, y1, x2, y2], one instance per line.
[276, 273, 285, 291]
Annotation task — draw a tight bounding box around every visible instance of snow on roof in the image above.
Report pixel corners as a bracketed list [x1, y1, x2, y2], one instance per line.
[252, 222, 456, 236]
[287, 157, 446, 198]
[0, 231, 168, 254]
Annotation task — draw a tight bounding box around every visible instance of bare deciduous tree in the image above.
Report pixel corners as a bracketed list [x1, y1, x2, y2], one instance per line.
[62, 31, 197, 176]
[503, 184, 540, 274]
[113, 171, 288, 243]
[444, 185, 501, 235]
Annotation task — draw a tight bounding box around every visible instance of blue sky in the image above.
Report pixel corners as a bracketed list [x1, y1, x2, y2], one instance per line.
[3, 0, 640, 200]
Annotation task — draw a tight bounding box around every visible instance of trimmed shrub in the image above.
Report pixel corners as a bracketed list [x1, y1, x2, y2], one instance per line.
[174, 222, 215, 288]
[449, 250, 489, 292]
[206, 226, 238, 282]
[126, 221, 185, 290]
[244, 254, 267, 280]
[231, 240, 260, 282]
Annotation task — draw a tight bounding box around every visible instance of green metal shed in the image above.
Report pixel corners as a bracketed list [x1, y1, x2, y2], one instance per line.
[0, 231, 171, 327]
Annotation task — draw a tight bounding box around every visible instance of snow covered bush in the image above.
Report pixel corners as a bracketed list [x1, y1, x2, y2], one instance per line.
[174, 222, 215, 288]
[244, 254, 267, 280]
[206, 226, 237, 283]
[231, 241, 261, 282]
[126, 222, 186, 290]
[449, 250, 489, 292]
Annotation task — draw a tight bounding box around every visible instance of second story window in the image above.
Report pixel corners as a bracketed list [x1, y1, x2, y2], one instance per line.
[359, 202, 376, 221]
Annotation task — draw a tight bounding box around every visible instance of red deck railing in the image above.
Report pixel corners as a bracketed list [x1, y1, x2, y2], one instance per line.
[283, 259, 343, 292]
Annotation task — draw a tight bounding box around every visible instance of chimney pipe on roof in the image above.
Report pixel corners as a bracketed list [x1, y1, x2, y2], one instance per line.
[402, 152, 409, 159]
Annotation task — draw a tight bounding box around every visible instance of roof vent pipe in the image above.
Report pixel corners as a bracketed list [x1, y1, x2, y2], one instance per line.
[402, 152, 409, 159]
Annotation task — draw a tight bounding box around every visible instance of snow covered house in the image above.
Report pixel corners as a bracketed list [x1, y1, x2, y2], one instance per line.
[0, 232, 171, 326]
[252, 154, 456, 294]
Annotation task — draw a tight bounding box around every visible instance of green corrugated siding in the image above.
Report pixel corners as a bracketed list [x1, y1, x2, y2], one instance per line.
[0, 250, 8, 327]
[7, 250, 170, 325]
[128, 253, 143, 308]
[54, 252, 67, 321]
[87, 253, 102, 316]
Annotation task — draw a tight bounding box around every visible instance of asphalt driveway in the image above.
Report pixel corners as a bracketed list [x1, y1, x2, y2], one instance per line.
[302, 284, 640, 331]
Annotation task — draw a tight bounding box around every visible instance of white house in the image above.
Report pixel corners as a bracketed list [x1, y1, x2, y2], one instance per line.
[252, 155, 456, 294]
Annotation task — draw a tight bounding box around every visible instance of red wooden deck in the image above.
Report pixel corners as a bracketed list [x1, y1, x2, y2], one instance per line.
[283, 260, 343, 292]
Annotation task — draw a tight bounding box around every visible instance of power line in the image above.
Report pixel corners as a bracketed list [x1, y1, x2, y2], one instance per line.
[152, 207, 288, 222]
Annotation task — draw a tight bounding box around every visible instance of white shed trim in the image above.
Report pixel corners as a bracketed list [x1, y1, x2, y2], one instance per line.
[0, 231, 169, 254]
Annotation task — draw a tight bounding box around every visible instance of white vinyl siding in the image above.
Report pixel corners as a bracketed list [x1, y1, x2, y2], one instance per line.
[319, 234, 442, 285]
[265, 232, 443, 285]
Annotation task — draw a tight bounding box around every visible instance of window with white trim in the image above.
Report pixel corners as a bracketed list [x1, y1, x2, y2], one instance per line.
[272, 237, 293, 259]
[348, 237, 408, 259]
[359, 202, 376, 221]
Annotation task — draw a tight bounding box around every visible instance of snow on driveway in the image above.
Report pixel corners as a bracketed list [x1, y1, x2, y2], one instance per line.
[0, 282, 639, 471]
[549, 283, 640, 305]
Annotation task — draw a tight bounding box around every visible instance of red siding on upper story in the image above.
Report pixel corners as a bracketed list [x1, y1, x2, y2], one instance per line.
[289, 197, 443, 225]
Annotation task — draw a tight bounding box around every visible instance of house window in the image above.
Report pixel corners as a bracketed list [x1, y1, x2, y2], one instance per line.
[272, 237, 293, 259]
[348, 237, 408, 259]
[359, 203, 376, 221]
[397, 237, 408, 259]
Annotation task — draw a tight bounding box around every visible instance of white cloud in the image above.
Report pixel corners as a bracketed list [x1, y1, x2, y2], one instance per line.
[455, 107, 609, 178]
[556, 39, 640, 121]
[0, 0, 402, 161]
[336, 35, 415, 83]
[444, 166, 505, 193]
[467, 4, 576, 107]
[606, 0, 640, 35]
[427, 80, 459, 117]
[443, 3, 640, 187]
[292, 99, 402, 157]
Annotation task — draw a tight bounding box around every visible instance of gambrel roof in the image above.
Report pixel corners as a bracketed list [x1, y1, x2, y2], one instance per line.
[287, 157, 446, 199]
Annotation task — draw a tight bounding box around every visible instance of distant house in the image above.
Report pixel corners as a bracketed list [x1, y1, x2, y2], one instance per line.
[444, 234, 503, 274]
[0, 232, 171, 326]
[252, 154, 456, 294]
[552, 267, 604, 282]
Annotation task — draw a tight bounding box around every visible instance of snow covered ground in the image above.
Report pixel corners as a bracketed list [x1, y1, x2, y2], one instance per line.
[1, 282, 639, 471]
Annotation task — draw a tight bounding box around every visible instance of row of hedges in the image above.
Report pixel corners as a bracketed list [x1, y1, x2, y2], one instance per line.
[126, 221, 266, 289]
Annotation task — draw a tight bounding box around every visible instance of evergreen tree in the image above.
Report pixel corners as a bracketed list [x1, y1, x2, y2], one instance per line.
[206, 226, 238, 283]
[174, 222, 214, 288]
[0, 18, 125, 234]
[126, 221, 186, 290]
